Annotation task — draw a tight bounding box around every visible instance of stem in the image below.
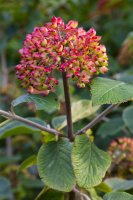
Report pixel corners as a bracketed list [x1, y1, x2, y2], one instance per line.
[73, 187, 91, 200]
[76, 104, 118, 135]
[62, 72, 73, 141]
[69, 191, 76, 200]
[0, 109, 61, 136]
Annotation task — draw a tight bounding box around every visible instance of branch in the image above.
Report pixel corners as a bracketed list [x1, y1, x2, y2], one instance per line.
[62, 72, 74, 141]
[73, 187, 91, 200]
[0, 109, 62, 136]
[76, 104, 118, 135]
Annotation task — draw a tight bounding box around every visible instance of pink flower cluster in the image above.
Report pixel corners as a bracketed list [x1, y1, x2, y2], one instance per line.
[108, 137, 133, 175]
[16, 16, 108, 95]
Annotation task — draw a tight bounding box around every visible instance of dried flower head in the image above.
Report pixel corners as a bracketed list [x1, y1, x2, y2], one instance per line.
[108, 137, 133, 177]
[16, 16, 108, 95]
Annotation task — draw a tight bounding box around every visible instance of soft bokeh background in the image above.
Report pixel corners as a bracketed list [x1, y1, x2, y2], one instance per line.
[0, 0, 133, 199]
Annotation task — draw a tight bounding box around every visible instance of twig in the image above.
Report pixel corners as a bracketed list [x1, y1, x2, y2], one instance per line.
[0, 109, 62, 136]
[73, 187, 91, 200]
[62, 72, 74, 141]
[0, 119, 11, 127]
[76, 104, 118, 135]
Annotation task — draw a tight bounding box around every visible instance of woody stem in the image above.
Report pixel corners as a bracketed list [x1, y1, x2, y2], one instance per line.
[62, 72, 74, 141]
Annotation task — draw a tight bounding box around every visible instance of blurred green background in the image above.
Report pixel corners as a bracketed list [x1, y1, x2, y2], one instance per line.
[0, 0, 133, 199]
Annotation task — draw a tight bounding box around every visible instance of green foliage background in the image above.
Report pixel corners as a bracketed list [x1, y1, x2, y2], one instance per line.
[0, 0, 133, 199]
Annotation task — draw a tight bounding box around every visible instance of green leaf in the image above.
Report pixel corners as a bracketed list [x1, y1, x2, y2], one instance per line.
[105, 178, 133, 191]
[103, 192, 133, 200]
[96, 182, 112, 193]
[52, 100, 99, 130]
[0, 118, 46, 139]
[123, 106, 133, 133]
[12, 93, 59, 113]
[71, 100, 99, 123]
[18, 155, 37, 172]
[0, 177, 13, 199]
[91, 77, 133, 105]
[35, 188, 64, 200]
[52, 115, 66, 130]
[37, 138, 76, 192]
[72, 135, 111, 188]
[96, 117, 124, 138]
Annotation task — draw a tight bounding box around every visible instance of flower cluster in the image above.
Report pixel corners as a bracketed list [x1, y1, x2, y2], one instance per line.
[108, 137, 133, 177]
[16, 16, 108, 95]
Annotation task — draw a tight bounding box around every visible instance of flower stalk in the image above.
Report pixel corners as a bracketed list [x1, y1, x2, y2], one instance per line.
[62, 72, 74, 141]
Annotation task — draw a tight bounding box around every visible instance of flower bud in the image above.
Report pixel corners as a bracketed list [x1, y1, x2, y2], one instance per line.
[41, 39, 47, 46]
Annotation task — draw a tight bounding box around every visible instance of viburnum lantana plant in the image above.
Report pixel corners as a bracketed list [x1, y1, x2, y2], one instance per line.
[1, 17, 133, 200]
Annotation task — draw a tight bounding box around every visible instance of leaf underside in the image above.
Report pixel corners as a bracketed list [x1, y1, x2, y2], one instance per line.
[0, 118, 46, 139]
[12, 93, 59, 113]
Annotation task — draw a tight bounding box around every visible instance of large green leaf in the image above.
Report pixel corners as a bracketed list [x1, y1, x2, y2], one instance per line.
[72, 135, 111, 188]
[91, 77, 133, 105]
[18, 155, 37, 172]
[105, 178, 133, 191]
[103, 192, 133, 200]
[12, 93, 59, 113]
[0, 118, 46, 139]
[122, 106, 133, 133]
[37, 138, 76, 192]
[96, 117, 124, 138]
[0, 177, 13, 199]
[52, 100, 99, 130]
[35, 188, 64, 200]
